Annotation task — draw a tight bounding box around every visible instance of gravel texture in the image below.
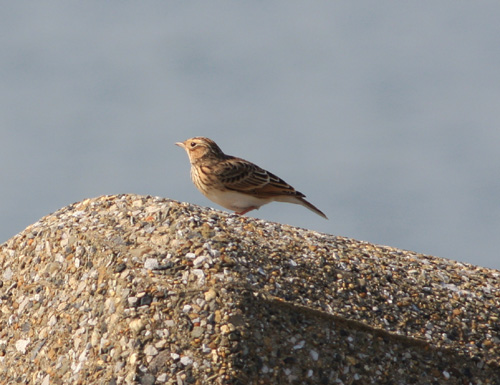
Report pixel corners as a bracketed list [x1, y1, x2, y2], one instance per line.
[0, 194, 499, 384]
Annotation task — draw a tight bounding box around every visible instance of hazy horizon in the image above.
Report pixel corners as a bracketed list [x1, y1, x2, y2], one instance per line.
[1, 2, 500, 270]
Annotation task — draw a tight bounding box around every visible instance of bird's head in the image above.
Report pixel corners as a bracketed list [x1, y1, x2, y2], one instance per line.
[176, 137, 225, 164]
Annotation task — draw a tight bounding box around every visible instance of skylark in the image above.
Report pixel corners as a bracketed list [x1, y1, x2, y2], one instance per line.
[176, 137, 328, 219]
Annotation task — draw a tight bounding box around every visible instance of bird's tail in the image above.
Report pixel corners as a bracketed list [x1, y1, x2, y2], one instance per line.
[276, 195, 328, 219]
[297, 197, 328, 219]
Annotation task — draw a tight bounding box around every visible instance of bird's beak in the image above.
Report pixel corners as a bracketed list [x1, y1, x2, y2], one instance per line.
[175, 141, 185, 149]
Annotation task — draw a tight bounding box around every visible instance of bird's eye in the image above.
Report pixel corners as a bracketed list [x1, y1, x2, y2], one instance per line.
[190, 142, 196, 148]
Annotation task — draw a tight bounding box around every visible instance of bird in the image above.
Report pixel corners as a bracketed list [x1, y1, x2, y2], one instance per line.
[175, 137, 328, 219]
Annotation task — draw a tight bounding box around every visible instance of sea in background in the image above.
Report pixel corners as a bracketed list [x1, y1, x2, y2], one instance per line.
[1, 2, 500, 269]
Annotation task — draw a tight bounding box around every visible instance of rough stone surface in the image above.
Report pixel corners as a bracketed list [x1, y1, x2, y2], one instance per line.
[0, 194, 499, 384]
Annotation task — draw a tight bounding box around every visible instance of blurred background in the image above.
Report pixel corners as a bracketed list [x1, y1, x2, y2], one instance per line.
[1, 2, 499, 269]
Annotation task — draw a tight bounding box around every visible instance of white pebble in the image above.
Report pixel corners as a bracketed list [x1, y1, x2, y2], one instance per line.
[48, 315, 58, 326]
[15, 339, 30, 354]
[293, 340, 305, 350]
[144, 344, 158, 356]
[192, 269, 206, 286]
[180, 356, 193, 366]
[128, 297, 138, 307]
[193, 255, 208, 267]
[129, 319, 144, 333]
[2, 268, 13, 281]
[129, 353, 138, 365]
[144, 258, 159, 270]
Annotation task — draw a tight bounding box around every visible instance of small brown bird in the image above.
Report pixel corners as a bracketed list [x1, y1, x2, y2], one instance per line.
[176, 137, 328, 219]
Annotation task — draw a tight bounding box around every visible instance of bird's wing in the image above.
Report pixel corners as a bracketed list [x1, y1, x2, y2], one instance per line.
[215, 158, 305, 198]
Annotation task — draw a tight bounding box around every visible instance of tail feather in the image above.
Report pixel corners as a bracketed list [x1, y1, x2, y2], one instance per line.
[297, 197, 328, 219]
[275, 195, 328, 219]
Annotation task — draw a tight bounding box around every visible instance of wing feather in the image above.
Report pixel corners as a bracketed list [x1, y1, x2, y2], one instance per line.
[216, 158, 305, 198]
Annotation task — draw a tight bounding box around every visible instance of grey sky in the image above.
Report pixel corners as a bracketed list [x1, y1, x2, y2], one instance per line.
[2, 2, 500, 269]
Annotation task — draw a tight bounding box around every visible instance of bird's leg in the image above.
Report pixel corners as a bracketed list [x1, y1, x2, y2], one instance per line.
[234, 207, 258, 215]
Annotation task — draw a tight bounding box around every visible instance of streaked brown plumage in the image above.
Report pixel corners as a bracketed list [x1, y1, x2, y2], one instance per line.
[176, 137, 328, 219]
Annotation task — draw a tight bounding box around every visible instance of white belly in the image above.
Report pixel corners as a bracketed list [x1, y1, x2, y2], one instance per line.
[204, 189, 272, 212]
